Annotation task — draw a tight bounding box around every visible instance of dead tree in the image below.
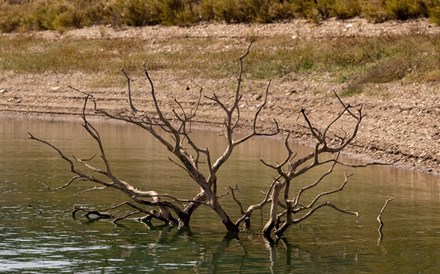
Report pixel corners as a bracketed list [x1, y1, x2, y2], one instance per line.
[232, 95, 369, 236]
[30, 43, 379, 237]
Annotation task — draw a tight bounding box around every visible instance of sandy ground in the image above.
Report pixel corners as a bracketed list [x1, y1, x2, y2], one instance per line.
[0, 18, 439, 175]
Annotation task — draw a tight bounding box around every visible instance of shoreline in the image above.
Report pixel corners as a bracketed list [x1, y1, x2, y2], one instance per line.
[1, 19, 439, 177]
[2, 108, 438, 177]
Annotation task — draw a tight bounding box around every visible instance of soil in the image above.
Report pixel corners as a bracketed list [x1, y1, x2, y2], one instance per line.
[0, 18, 439, 175]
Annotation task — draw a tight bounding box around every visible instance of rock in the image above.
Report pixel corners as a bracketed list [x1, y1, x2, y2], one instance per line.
[51, 86, 61, 91]
[286, 89, 297, 95]
[0, 89, 7, 94]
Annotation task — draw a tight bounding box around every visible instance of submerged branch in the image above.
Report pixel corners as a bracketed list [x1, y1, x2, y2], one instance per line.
[72, 206, 114, 220]
[377, 197, 394, 244]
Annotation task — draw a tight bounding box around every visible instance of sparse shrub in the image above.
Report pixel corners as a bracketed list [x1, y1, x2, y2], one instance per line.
[211, 0, 251, 23]
[344, 55, 416, 95]
[331, 0, 361, 19]
[51, 10, 78, 32]
[201, 0, 292, 23]
[241, 0, 293, 23]
[289, 0, 321, 22]
[158, 0, 199, 26]
[384, 0, 429, 20]
[243, 0, 271, 23]
[423, 68, 440, 82]
[71, 0, 110, 27]
[315, 0, 334, 20]
[199, 0, 216, 21]
[429, 1, 440, 25]
[341, 84, 363, 97]
[1, 0, 440, 32]
[22, 2, 72, 31]
[112, 0, 161, 26]
[267, 1, 292, 21]
[288, 0, 361, 22]
[361, 0, 389, 22]
[0, 6, 22, 32]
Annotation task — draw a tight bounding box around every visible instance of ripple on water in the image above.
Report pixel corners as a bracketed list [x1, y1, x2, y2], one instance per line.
[0, 260, 73, 271]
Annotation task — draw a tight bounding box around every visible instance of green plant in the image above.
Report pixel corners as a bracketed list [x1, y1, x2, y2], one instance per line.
[289, 0, 320, 21]
[361, 0, 389, 22]
[331, 0, 361, 19]
[0, 7, 22, 32]
[429, 1, 440, 25]
[340, 84, 363, 97]
[199, 0, 216, 21]
[112, 0, 161, 26]
[159, 0, 199, 26]
[211, 0, 250, 23]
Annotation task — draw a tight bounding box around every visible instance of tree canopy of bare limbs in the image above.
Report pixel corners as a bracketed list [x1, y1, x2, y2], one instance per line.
[29, 43, 382, 238]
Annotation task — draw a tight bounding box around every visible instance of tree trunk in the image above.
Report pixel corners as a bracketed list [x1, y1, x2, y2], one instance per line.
[212, 199, 239, 233]
[262, 181, 283, 235]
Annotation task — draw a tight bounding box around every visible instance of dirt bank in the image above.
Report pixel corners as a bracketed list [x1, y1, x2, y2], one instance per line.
[1, 18, 439, 175]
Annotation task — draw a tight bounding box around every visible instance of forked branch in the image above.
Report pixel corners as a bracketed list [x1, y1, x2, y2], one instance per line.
[29, 93, 191, 227]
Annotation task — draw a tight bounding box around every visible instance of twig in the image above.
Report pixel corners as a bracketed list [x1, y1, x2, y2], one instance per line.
[377, 197, 394, 244]
[121, 63, 138, 113]
[229, 185, 245, 214]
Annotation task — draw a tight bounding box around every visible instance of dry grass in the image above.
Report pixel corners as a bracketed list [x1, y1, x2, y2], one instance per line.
[1, 31, 440, 96]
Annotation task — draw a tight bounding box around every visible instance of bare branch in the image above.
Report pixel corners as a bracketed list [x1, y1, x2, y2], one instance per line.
[301, 108, 323, 141]
[77, 153, 96, 162]
[292, 202, 359, 225]
[75, 185, 108, 195]
[28, 132, 76, 173]
[236, 41, 253, 98]
[301, 173, 353, 211]
[72, 206, 114, 220]
[121, 63, 138, 113]
[234, 179, 278, 228]
[73, 155, 106, 175]
[113, 211, 143, 224]
[260, 132, 295, 181]
[377, 197, 394, 244]
[293, 156, 340, 208]
[233, 82, 280, 147]
[36, 176, 82, 191]
[142, 62, 177, 136]
[229, 185, 245, 215]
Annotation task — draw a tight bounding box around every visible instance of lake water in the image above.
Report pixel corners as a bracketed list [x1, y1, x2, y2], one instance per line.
[0, 117, 439, 273]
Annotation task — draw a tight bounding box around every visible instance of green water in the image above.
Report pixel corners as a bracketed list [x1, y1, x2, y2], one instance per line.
[0, 117, 439, 273]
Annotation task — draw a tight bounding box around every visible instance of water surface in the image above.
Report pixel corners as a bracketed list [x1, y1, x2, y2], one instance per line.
[0, 117, 439, 273]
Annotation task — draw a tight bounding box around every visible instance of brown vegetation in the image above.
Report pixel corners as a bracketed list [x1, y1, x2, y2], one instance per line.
[2, 0, 440, 32]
